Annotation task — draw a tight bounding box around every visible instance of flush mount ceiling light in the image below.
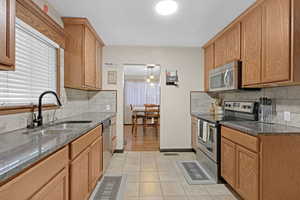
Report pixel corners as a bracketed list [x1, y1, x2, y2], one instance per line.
[155, 0, 178, 16]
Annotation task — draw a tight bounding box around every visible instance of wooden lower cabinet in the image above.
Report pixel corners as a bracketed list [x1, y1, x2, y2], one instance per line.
[0, 147, 69, 200]
[221, 127, 259, 200]
[70, 148, 90, 200]
[70, 125, 103, 200]
[191, 117, 198, 150]
[31, 168, 69, 200]
[221, 137, 236, 187]
[221, 126, 300, 200]
[236, 145, 259, 200]
[0, 125, 104, 200]
[89, 137, 103, 191]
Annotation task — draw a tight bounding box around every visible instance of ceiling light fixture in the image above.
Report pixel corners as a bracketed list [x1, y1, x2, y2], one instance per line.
[149, 75, 155, 80]
[155, 0, 178, 16]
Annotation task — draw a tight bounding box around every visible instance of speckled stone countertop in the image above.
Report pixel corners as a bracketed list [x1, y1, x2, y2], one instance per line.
[191, 112, 225, 124]
[191, 112, 300, 136]
[0, 112, 116, 184]
[220, 121, 300, 136]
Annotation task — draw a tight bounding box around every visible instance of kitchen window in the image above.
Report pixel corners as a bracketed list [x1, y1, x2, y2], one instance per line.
[0, 18, 60, 114]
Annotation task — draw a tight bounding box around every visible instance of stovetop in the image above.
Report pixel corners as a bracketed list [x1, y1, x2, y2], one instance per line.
[191, 112, 256, 124]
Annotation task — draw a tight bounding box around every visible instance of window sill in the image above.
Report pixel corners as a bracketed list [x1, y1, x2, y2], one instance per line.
[0, 104, 60, 115]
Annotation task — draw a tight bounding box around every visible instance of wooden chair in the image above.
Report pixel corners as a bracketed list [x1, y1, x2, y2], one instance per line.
[130, 104, 145, 136]
[143, 104, 160, 135]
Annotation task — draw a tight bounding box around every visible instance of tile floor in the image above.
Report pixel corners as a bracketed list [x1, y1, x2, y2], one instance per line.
[105, 151, 238, 200]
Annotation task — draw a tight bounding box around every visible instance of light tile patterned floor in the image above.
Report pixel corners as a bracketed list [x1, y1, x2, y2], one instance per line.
[105, 151, 238, 200]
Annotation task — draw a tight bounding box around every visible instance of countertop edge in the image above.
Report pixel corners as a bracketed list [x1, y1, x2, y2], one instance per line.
[0, 112, 116, 185]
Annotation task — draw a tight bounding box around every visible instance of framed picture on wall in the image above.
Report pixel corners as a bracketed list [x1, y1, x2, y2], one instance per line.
[107, 71, 117, 85]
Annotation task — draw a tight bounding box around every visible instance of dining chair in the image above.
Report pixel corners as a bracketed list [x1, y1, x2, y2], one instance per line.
[143, 104, 160, 135]
[130, 104, 145, 137]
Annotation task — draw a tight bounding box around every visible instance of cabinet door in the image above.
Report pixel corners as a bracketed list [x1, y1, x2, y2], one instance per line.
[191, 118, 198, 150]
[89, 137, 103, 191]
[204, 44, 214, 91]
[221, 137, 236, 187]
[226, 23, 241, 62]
[84, 27, 96, 88]
[0, 0, 15, 69]
[262, 0, 290, 83]
[95, 41, 103, 89]
[70, 148, 90, 200]
[236, 146, 259, 200]
[242, 7, 262, 86]
[214, 35, 227, 67]
[30, 168, 68, 200]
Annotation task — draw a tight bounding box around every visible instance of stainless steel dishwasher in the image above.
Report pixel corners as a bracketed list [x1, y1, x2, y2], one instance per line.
[102, 119, 112, 171]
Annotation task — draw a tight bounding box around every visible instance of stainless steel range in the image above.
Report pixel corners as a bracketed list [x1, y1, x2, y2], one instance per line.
[195, 101, 259, 183]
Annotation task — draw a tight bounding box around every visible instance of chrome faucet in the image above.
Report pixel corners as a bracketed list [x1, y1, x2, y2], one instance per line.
[35, 91, 62, 126]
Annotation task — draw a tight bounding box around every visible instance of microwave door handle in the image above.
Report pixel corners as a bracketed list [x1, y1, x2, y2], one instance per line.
[224, 70, 229, 87]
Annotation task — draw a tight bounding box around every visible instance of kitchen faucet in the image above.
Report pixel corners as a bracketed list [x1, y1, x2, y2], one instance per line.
[35, 91, 62, 126]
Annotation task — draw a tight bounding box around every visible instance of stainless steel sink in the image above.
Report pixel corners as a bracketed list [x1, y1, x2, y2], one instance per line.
[56, 120, 92, 124]
[40, 129, 73, 135]
[50, 120, 92, 130]
[22, 120, 92, 135]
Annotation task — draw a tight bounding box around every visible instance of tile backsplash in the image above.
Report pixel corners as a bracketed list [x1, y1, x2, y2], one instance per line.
[219, 86, 300, 128]
[0, 49, 117, 134]
[190, 91, 214, 113]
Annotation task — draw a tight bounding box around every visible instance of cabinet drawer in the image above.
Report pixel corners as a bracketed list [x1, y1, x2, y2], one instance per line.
[221, 126, 259, 153]
[70, 126, 101, 160]
[0, 146, 68, 200]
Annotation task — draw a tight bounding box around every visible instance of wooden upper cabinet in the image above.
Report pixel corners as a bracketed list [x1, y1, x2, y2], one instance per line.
[204, 44, 214, 91]
[214, 23, 241, 68]
[0, 0, 15, 70]
[261, 0, 290, 84]
[214, 35, 227, 67]
[226, 23, 241, 62]
[235, 146, 259, 200]
[84, 27, 97, 88]
[241, 6, 262, 86]
[96, 40, 103, 89]
[63, 17, 104, 91]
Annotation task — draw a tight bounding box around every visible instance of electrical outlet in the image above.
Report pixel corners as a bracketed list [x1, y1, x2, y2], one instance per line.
[106, 105, 111, 111]
[284, 111, 291, 122]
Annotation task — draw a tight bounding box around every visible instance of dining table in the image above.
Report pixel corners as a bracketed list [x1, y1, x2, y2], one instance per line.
[131, 105, 160, 136]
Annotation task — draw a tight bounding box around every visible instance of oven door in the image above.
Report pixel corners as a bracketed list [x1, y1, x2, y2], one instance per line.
[198, 122, 218, 162]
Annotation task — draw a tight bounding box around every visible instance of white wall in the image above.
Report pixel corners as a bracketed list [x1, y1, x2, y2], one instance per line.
[102, 46, 203, 150]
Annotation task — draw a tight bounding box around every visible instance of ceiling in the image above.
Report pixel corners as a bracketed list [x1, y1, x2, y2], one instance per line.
[50, 0, 255, 47]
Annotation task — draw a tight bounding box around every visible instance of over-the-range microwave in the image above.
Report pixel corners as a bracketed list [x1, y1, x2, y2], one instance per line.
[209, 60, 241, 92]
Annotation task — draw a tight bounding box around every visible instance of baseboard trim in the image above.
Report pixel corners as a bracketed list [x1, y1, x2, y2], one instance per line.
[159, 148, 194, 153]
[114, 149, 124, 153]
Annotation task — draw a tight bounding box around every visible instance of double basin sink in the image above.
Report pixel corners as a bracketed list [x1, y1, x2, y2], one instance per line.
[23, 120, 93, 135]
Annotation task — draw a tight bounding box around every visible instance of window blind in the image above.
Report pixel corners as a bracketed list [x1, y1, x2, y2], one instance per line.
[0, 19, 58, 107]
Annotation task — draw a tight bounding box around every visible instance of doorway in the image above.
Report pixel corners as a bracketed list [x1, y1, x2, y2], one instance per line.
[123, 64, 161, 151]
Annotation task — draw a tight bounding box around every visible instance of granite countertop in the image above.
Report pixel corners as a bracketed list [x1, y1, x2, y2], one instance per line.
[191, 112, 224, 124]
[220, 121, 300, 136]
[191, 112, 300, 136]
[0, 112, 116, 184]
